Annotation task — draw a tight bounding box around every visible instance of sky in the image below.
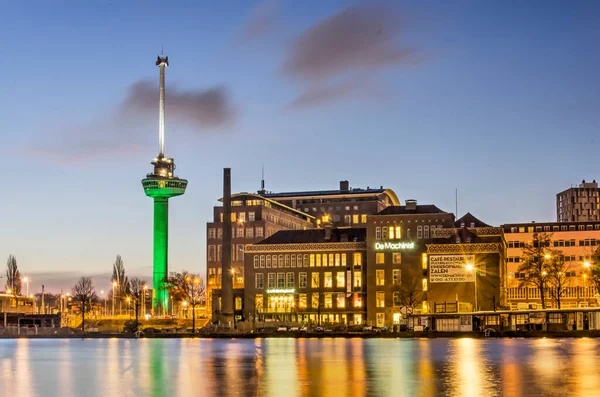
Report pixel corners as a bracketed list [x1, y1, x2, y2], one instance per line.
[1, 0, 599, 292]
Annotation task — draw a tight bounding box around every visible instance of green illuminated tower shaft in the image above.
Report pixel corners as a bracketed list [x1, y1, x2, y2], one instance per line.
[142, 54, 187, 316]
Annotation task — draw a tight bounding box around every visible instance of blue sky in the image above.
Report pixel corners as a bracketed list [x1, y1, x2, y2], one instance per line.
[1, 0, 599, 291]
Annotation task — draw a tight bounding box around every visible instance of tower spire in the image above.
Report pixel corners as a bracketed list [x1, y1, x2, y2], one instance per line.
[156, 54, 169, 157]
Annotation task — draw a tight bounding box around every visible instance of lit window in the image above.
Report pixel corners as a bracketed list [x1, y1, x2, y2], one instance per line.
[361, 215, 367, 223]
[248, 212, 255, 221]
[335, 254, 340, 267]
[235, 297, 242, 310]
[354, 272, 362, 288]
[393, 269, 401, 285]
[337, 293, 345, 308]
[353, 253, 362, 266]
[324, 272, 332, 288]
[311, 273, 320, 288]
[316, 254, 322, 267]
[352, 214, 359, 224]
[395, 226, 401, 239]
[312, 293, 320, 309]
[324, 293, 333, 308]
[323, 254, 328, 267]
[255, 294, 263, 311]
[299, 294, 307, 309]
[231, 213, 236, 222]
[310, 254, 315, 267]
[342, 254, 347, 267]
[376, 253, 385, 264]
[376, 270, 385, 286]
[393, 252, 401, 264]
[422, 278, 428, 292]
[376, 291, 385, 308]
[238, 212, 246, 222]
[336, 272, 345, 288]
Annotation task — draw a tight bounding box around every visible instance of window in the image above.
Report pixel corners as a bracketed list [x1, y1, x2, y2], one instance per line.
[342, 254, 347, 267]
[260, 255, 265, 268]
[277, 273, 285, 288]
[376, 253, 385, 264]
[393, 269, 401, 285]
[291, 255, 296, 267]
[310, 254, 315, 267]
[246, 228, 254, 238]
[393, 291, 401, 307]
[256, 227, 264, 237]
[316, 254, 322, 267]
[376, 291, 385, 308]
[393, 252, 402, 264]
[312, 293, 320, 309]
[217, 245, 222, 261]
[231, 213, 236, 222]
[304, 254, 309, 267]
[268, 273, 276, 288]
[352, 214, 359, 224]
[353, 253, 362, 266]
[285, 255, 290, 267]
[311, 273, 320, 288]
[376, 227, 382, 240]
[424, 225, 430, 239]
[322, 254, 328, 267]
[329, 253, 334, 266]
[234, 297, 242, 311]
[354, 272, 362, 288]
[337, 293, 345, 308]
[217, 228, 223, 239]
[324, 272, 333, 288]
[208, 245, 216, 261]
[422, 278, 428, 292]
[266, 255, 272, 268]
[299, 294, 307, 309]
[248, 212, 255, 221]
[417, 226, 423, 238]
[361, 215, 367, 223]
[344, 215, 351, 224]
[376, 270, 385, 286]
[407, 229, 411, 239]
[253, 256, 259, 268]
[336, 272, 345, 288]
[279, 255, 284, 268]
[272, 255, 278, 268]
[395, 226, 401, 239]
[254, 273, 265, 289]
[549, 313, 563, 324]
[335, 254, 340, 267]
[299, 273, 307, 288]
[324, 293, 333, 309]
[208, 228, 216, 239]
[382, 227, 388, 240]
[237, 244, 244, 261]
[255, 294, 263, 311]
[286, 273, 295, 288]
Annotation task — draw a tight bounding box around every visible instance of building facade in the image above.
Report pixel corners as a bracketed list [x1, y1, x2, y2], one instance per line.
[262, 180, 400, 228]
[244, 228, 367, 326]
[206, 193, 314, 318]
[365, 200, 456, 327]
[557, 180, 600, 222]
[427, 213, 506, 313]
[503, 220, 600, 309]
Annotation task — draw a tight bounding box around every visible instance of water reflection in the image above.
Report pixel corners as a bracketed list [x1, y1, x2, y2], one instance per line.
[0, 338, 600, 396]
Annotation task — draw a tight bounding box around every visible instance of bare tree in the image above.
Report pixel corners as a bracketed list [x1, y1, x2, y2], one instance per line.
[128, 277, 146, 332]
[71, 277, 98, 335]
[517, 232, 558, 309]
[166, 271, 206, 333]
[111, 255, 129, 314]
[588, 246, 600, 295]
[546, 257, 573, 309]
[6, 255, 22, 295]
[396, 277, 426, 315]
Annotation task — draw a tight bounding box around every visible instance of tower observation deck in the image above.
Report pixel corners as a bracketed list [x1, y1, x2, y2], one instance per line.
[141, 54, 188, 316]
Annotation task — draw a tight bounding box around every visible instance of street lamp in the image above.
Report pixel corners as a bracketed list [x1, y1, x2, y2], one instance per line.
[466, 263, 477, 312]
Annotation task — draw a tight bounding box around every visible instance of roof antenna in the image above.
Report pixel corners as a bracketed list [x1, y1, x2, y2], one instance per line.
[259, 165, 266, 194]
[161, 45, 164, 56]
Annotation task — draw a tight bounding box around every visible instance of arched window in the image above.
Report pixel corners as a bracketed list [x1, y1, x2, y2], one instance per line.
[279, 255, 284, 267]
[424, 225, 430, 239]
[382, 227, 388, 240]
[254, 256, 259, 268]
[304, 254, 309, 267]
[417, 226, 423, 238]
[395, 226, 402, 239]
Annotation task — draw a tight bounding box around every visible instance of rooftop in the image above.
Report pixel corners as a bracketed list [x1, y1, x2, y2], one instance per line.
[255, 228, 367, 244]
[378, 204, 447, 215]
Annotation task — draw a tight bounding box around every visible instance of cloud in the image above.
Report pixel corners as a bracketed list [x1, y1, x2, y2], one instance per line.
[239, 0, 280, 41]
[287, 80, 363, 109]
[28, 80, 235, 164]
[282, 3, 419, 107]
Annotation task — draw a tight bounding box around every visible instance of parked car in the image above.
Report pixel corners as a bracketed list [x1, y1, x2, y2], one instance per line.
[362, 326, 373, 332]
[277, 326, 288, 332]
[315, 326, 324, 332]
[288, 326, 300, 332]
[300, 325, 308, 332]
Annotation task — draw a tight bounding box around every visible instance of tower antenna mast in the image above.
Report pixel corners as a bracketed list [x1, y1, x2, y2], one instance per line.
[156, 53, 169, 156]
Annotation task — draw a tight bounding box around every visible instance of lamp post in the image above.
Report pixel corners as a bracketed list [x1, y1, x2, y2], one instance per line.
[466, 263, 478, 312]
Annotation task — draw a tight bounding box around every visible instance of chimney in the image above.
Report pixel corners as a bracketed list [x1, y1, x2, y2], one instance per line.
[340, 180, 350, 192]
[406, 199, 417, 211]
[221, 168, 233, 325]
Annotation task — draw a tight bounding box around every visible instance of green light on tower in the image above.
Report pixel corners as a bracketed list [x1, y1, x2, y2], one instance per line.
[142, 54, 187, 316]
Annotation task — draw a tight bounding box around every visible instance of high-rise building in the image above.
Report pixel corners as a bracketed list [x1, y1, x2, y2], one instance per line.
[557, 180, 600, 222]
[141, 55, 188, 316]
[261, 180, 400, 227]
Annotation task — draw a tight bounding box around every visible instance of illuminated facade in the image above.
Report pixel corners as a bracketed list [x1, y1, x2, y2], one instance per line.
[557, 180, 600, 222]
[206, 193, 314, 318]
[503, 220, 600, 309]
[244, 228, 367, 325]
[141, 54, 187, 316]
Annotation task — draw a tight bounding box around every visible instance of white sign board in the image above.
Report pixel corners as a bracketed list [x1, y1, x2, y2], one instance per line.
[429, 255, 475, 283]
